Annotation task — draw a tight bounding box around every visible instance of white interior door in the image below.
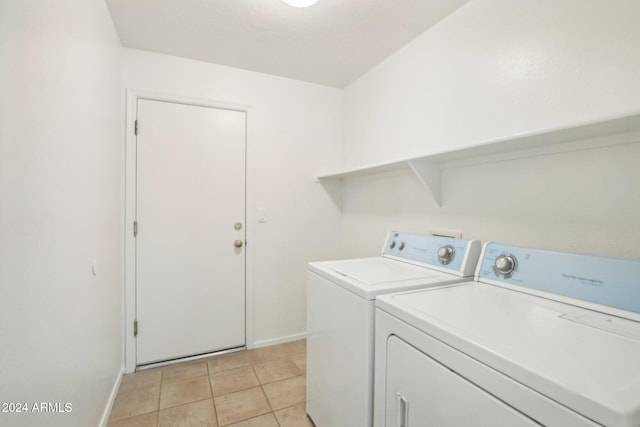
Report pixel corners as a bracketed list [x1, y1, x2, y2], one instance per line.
[135, 99, 246, 366]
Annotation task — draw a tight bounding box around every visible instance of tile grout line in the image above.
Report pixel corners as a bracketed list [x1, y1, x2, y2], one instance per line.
[205, 360, 221, 427]
[251, 361, 282, 427]
[155, 367, 164, 427]
[257, 355, 303, 427]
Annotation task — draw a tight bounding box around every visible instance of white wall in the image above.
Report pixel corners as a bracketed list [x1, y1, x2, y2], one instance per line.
[121, 48, 343, 346]
[341, 0, 640, 259]
[0, 1, 123, 426]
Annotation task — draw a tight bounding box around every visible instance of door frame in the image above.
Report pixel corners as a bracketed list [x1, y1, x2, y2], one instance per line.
[123, 89, 254, 372]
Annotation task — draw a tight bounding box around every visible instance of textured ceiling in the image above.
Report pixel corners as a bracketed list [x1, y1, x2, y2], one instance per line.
[106, 0, 468, 87]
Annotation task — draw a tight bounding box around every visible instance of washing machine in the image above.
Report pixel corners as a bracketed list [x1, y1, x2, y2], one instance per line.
[306, 231, 481, 427]
[374, 242, 640, 427]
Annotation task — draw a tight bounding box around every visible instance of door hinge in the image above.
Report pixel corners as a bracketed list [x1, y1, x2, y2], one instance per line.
[134, 320, 138, 337]
[133, 221, 138, 237]
[134, 119, 138, 136]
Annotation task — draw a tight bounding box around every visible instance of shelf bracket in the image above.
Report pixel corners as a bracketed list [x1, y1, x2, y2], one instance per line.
[408, 159, 442, 207]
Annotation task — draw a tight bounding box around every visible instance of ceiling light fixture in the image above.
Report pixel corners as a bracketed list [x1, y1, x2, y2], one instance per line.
[282, 0, 318, 8]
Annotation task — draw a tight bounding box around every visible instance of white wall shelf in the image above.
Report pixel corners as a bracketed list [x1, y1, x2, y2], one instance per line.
[316, 113, 640, 206]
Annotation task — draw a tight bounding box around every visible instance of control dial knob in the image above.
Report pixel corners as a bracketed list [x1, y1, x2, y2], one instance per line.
[495, 255, 516, 276]
[437, 246, 454, 264]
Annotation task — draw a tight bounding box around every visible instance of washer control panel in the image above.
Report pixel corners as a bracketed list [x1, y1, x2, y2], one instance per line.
[478, 242, 640, 316]
[383, 231, 480, 276]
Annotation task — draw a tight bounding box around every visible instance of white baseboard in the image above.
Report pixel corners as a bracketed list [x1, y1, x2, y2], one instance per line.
[251, 332, 307, 349]
[98, 367, 125, 427]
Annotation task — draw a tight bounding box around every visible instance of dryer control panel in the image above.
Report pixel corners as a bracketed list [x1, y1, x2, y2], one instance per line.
[478, 242, 640, 317]
[382, 231, 481, 277]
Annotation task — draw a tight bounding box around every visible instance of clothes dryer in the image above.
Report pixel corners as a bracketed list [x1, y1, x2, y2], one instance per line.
[375, 242, 640, 427]
[306, 231, 481, 427]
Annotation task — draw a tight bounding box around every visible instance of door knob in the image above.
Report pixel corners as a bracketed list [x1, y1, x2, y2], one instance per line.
[234, 240, 243, 248]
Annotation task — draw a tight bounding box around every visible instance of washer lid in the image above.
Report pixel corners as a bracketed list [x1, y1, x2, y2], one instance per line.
[326, 258, 441, 284]
[308, 257, 463, 299]
[377, 283, 640, 427]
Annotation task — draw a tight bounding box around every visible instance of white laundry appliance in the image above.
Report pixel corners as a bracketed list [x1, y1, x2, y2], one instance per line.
[306, 231, 481, 427]
[375, 242, 640, 427]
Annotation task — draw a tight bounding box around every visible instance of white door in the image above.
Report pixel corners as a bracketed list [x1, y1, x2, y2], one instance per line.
[135, 99, 246, 366]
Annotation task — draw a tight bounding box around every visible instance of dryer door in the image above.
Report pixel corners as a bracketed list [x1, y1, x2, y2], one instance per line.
[385, 336, 541, 427]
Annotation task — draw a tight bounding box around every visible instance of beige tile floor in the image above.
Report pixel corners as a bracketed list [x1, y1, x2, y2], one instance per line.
[108, 340, 312, 427]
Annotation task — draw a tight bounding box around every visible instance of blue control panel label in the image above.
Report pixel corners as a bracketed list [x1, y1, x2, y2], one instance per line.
[382, 232, 472, 273]
[478, 243, 640, 315]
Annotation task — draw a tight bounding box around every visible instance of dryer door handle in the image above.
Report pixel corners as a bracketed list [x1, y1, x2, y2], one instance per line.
[396, 392, 409, 427]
